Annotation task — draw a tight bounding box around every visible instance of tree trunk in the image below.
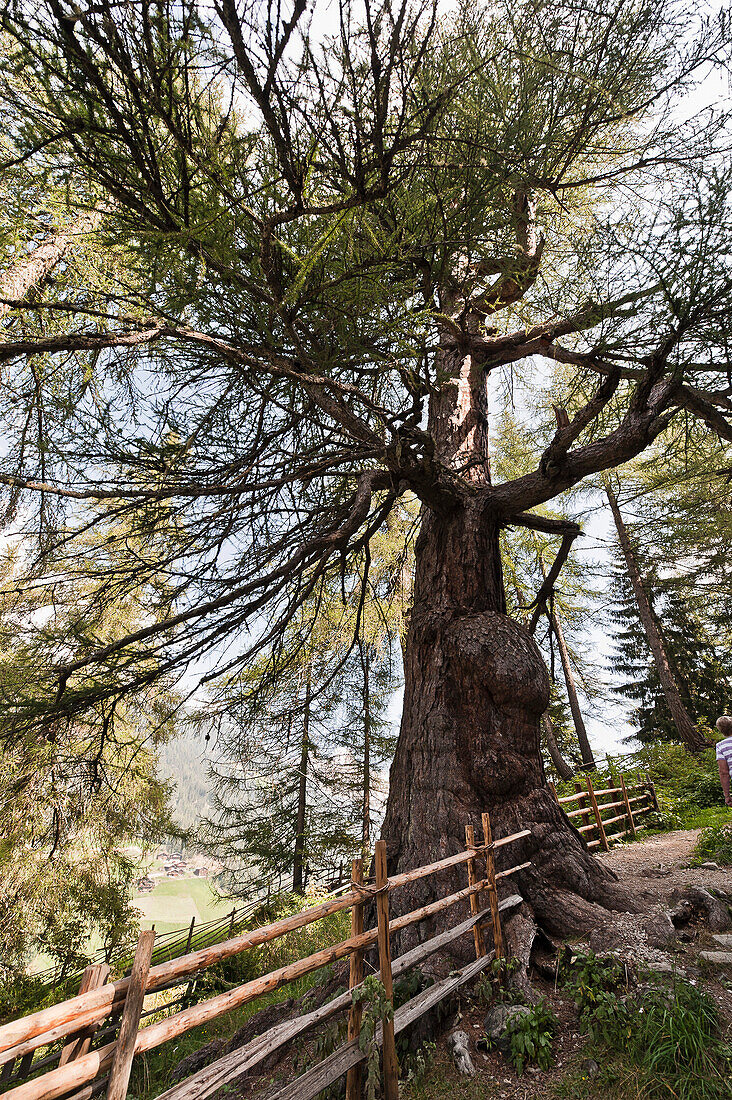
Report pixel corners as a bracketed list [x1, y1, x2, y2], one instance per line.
[0, 213, 98, 320]
[380, 340, 631, 947]
[359, 638, 371, 856]
[548, 608, 596, 770]
[542, 713, 575, 780]
[292, 669, 311, 894]
[606, 486, 708, 754]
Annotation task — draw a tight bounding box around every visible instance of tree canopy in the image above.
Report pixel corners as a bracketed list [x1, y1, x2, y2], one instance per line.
[1, 0, 732, 939]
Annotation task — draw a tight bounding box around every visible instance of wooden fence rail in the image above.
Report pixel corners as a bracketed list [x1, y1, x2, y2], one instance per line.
[0, 780, 656, 1100]
[549, 771, 657, 850]
[0, 816, 530, 1100]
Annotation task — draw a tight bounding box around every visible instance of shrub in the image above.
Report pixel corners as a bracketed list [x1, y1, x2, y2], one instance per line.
[566, 962, 732, 1100]
[561, 948, 627, 1015]
[693, 822, 732, 866]
[636, 743, 722, 810]
[502, 999, 558, 1074]
[474, 956, 521, 1005]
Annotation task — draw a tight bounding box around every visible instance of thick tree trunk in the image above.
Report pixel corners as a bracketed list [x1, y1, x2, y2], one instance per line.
[606, 487, 708, 754]
[542, 713, 575, 780]
[292, 671, 311, 894]
[380, 342, 631, 947]
[549, 608, 596, 770]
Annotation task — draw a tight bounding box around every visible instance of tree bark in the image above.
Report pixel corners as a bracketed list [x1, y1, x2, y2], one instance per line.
[0, 213, 97, 320]
[359, 638, 371, 856]
[380, 339, 631, 947]
[548, 608, 596, 770]
[605, 486, 708, 754]
[542, 713, 575, 780]
[292, 669, 311, 894]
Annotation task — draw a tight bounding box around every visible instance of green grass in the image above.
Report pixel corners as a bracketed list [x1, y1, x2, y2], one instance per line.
[400, 1051, 498, 1099]
[133, 876, 232, 930]
[678, 805, 731, 831]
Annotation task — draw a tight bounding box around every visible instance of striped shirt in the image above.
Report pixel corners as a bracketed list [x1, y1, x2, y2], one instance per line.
[715, 736, 732, 771]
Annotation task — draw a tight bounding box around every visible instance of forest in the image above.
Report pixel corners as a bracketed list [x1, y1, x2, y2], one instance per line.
[0, 0, 731, 1098]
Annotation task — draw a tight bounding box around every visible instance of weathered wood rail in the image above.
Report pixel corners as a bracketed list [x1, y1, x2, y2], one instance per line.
[548, 771, 658, 851]
[0, 818, 530, 1100]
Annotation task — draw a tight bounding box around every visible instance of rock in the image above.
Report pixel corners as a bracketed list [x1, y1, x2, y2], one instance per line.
[670, 900, 694, 927]
[642, 912, 676, 949]
[712, 934, 732, 948]
[588, 922, 625, 953]
[484, 1004, 532, 1052]
[579, 1058, 600, 1079]
[645, 960, 678, 975]
[699, 951, 732, 966]
[670, 886, 731, 933]
[447, 1030, 476, 1077]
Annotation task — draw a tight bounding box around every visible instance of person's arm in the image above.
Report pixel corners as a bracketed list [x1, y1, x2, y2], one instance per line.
[719, 758, 732, 806]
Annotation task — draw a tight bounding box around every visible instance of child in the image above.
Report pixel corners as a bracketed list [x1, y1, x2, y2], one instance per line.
[715, 715, 732, 807]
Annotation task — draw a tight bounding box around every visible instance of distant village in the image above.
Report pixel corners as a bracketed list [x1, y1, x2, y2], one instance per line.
[135, 849, 216, 893]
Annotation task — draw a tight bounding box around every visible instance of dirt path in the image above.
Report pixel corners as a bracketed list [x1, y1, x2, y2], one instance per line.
[595, 827, 731, 922]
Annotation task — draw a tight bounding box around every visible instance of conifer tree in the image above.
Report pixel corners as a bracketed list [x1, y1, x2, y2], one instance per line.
[608, 527, 732, 744]
[1, 0, 731, 940]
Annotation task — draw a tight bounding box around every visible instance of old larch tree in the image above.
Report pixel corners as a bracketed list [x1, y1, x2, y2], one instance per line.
[1, 0, 731, 944]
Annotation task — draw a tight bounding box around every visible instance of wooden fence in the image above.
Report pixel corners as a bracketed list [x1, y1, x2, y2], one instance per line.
[548, 771, 659, 851]
[0, 817, 531, 1100]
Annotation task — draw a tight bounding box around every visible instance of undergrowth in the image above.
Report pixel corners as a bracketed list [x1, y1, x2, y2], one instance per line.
[560, 950, 732, 1100]
[502, 1000, 558, 1074]
[693, 821, 732, 865]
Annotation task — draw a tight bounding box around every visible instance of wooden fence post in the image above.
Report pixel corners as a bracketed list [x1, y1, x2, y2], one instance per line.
[585, 774, 609, 852]
[464, 825, 486, 960]
[184, 917, 196, 955]
[59, 963, 111, 1067]
[345, 859, 364, 1100]
[374, 840, 399, 1100]
[106, 930, 155, 1100]
[574, 781, 591, 831]
[228, 909, 236, 938]
[481, 812, 504, 959]
[0, 1056, 15, 1086]
[645, 772, 660, 811]
[619, 774, 637, 839]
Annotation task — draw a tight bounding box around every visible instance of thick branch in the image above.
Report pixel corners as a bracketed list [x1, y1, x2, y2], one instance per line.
[469, 190, 545, 317]
[0, 327, 166, 362]
[528, 530, 581, 634]
[491, 375, 678, 516]
[539, 369, 621, 477]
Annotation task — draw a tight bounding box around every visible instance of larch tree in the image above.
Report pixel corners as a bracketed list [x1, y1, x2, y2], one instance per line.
[0, 0, 731, 949]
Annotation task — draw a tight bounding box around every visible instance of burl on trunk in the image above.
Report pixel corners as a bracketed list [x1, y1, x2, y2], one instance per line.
[380, 342, 632, 950]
